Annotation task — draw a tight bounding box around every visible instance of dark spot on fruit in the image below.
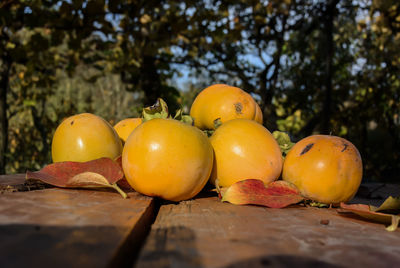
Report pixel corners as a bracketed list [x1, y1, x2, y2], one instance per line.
[70, 120, 74, 126]
[300, 143, 314, 155]
[341, 143, 348, 152]
[234, 102, 243, 114]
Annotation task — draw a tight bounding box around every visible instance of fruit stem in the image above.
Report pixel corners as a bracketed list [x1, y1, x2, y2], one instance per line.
[112, 183, 128, 199]
[203, 129, 214, 137]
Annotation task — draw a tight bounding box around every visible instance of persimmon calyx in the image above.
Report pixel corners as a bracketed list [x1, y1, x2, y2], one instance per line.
[142, 98, 170, 121]
[272, 131, 295, 157]
[174, 108, 194, 125]
[142, 98, 194, 125]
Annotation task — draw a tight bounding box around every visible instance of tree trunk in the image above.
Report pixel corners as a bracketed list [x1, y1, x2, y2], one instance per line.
[141, 55, 162, 107]
[31, 101, 50, 165]
[321, 0, 338, 134]
[0, 58, 11, 174]
[261, 15, 287, 131]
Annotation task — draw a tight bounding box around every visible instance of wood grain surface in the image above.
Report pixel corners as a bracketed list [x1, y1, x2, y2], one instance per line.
[0, 188, 156, 268]
[0, 173, 26, 186]
[1, 173, 399, 268]
[136, 194, 400, 268]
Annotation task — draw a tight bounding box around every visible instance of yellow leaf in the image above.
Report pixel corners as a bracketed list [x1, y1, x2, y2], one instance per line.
[6, 42, 16, 49]
[140, 14, 151, 24]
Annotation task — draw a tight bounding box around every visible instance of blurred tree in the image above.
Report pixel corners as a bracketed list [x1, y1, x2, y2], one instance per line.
[171, 0, 298, 130]
[0, 0, 111, 173]
[179, 0, 399, 180]
[106, 0, 212, 113]
[351, 0, 400, 179]
[0, 0, 399, 181]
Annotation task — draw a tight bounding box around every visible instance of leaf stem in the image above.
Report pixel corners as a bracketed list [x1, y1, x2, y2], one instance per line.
[386, 216, 400, 232]
[111, 183, 128, 199]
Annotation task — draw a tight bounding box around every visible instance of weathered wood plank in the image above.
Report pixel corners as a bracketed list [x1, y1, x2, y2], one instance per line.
[0, 188, 156, 268]
[136, 193, 400, 268]
[0, 173, 51, 193]
[0, 173, 25, 186]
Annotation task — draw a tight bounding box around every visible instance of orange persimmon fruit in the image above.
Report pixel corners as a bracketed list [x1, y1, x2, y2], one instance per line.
[113, 118, 142, 142]
[209, 118, 283, 187]
[282, 135, 363, 204]
[52, 113, 122, 162]
[190, 84, 263, 129]
[122, 118, 214, 201]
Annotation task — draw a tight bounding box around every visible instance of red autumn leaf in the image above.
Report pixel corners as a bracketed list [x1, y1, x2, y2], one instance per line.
[114, 155, 133, 190]
[221, 179, 304, 208]
[26, 157, 127, 198]
[339, 199, 400, 231]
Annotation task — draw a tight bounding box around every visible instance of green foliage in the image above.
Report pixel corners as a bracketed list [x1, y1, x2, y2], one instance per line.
[7, 67, 141, 174]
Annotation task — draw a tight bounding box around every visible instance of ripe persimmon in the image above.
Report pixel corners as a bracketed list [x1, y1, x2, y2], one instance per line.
[113, 118, 142, 142]
[122, 118, 213, 201]
[210, 119, 282, 187]
[52, 113, 122, 162]
[254, 102, 263, 124]
[190, 84, 262, 130]
[282, 135, 362, 204]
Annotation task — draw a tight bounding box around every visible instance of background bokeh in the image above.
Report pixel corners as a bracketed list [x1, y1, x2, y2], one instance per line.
[1, 0, 399, 182]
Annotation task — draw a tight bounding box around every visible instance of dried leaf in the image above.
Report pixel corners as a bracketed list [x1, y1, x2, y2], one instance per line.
[340, 200, 400, 232]
[340, 203, 392, 223]
[221, 179, 304, 208]
[372, 196, 400, 213]
[114, 155, 133, 190]
[26, 157, 127, 198]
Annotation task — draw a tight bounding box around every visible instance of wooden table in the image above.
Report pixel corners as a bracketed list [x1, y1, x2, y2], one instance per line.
[1, 174, 399, 268]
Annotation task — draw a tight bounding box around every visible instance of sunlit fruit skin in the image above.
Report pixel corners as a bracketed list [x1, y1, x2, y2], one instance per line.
[282, 135, 363, 204]
[122, 118, 214, 201]
[113, 118, 142, 142]
[254, 103, 263, 124]
[52, 113, 122, 163]
[210, 119, 283, 187]
[190, 84, 261, 130]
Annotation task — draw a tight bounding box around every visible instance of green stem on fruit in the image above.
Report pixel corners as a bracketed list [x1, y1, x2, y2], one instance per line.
[111, 183, 128, 199]
[272, 131, 295, 158]
[213, 118, 222, 129]
[174, 108, 194, 125]
[142, 98, 170, 122]
[203, 129, 214, 137]
[142, 98, 195, 125]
